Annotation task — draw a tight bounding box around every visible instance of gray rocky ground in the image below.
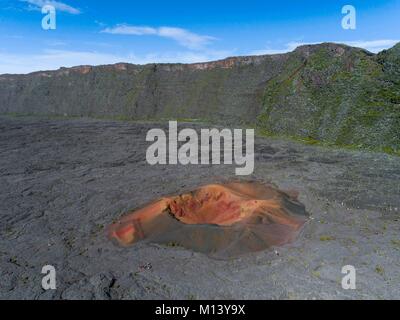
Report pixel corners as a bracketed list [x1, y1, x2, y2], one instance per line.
[0, 115, 399, 299]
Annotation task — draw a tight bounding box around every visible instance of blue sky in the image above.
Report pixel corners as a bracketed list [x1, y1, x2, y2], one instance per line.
[1, 0, 399, 73]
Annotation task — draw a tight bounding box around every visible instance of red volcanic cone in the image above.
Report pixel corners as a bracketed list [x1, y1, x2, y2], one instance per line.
[107, 181, 309, 259]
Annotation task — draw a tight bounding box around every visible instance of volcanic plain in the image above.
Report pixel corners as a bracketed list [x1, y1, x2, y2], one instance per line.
[0, 115, 399, 299]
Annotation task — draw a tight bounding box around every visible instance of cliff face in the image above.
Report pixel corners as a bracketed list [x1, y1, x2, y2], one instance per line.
[0, 55, 286, 124]
[0, 42, 399, 151]
[258, 43, 400, 152]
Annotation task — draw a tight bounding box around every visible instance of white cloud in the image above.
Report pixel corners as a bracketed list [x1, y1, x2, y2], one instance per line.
[101, 25, 216, 50]
[157, 27, 216, 50]
[341, 40, 400, 53]
[0, 50, 130, 74]
[251, 39, 399, 55]
[102, 25, 157, 36]
[0, 48, 233, 74]
[20, 0, 81, 14]
[250, 42, 301, 55]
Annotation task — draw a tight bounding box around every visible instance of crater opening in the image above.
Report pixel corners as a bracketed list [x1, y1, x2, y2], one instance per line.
[107, 181, 309, 259]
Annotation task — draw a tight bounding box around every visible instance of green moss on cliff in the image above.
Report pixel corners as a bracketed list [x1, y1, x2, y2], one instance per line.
[257, 43, 400, 151]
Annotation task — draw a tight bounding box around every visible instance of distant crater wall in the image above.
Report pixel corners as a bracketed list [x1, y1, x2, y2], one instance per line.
[0, 42, 399, 151]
